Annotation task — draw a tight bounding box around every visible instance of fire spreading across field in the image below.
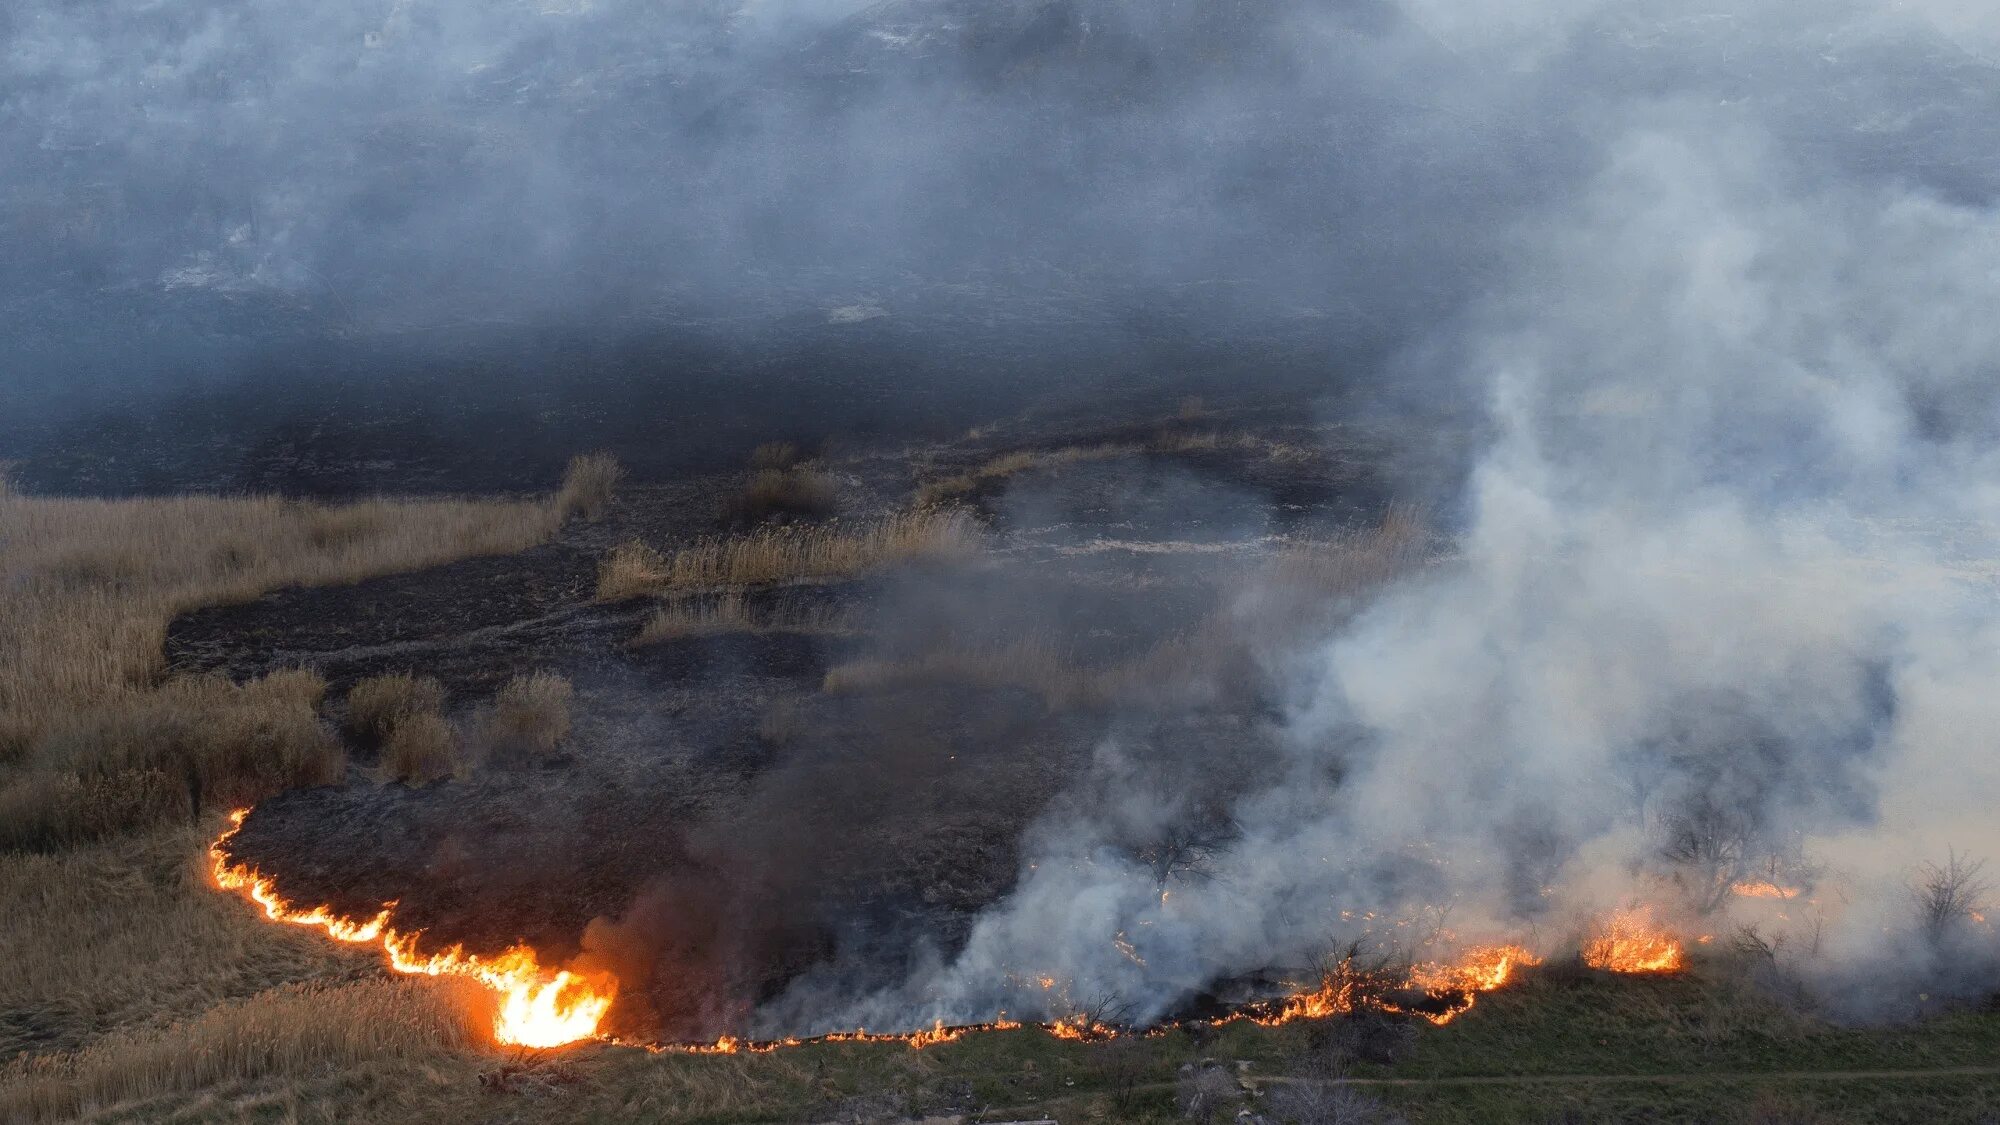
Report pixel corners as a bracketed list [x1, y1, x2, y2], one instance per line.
[209, 809, 1700, 1052]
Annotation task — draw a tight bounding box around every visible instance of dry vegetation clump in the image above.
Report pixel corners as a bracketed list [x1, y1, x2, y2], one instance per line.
[479, 672, 574, 763]
[1267, 504, 1431, 600]
[381, 713, 462, 785]
[0, 976, 477, 1123]
[0, 491, 559, 771]
[343, 672, 447, 745]
[597, 508, 980, 598]
[823, 636, 1086, 707]
[725, 466, 839, 524]
[749, 441, 802, 470]
[3, 671, 343, 851]
[633, 593, 853, 646]
[556, 452, 624, 521]
[916, 443, 1135, 505]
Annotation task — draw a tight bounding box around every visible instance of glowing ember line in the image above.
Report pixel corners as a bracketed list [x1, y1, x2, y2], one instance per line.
[208, 809, 616, 1048]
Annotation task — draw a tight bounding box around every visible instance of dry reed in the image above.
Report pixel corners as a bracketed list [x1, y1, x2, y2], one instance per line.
[480, 672, 573, 762]
[597, 508, 979, 599]
[556, 452, 624, 521]
[381, 713, 461, 785]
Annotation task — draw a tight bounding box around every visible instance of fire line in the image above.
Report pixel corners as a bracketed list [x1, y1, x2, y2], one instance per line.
[210, 809, 1689, 1053]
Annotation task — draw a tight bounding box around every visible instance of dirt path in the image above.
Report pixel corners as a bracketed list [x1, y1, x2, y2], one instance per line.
[1250, 1064, 2000, 1088]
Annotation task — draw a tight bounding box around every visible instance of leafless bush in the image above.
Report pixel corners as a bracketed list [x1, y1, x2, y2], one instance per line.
[1134, 818, 1238, 888]
[1914, 849, 1990, 944]
[749, 441, 801, 470]
[381, 713, 460, 785]
[343, 672, 446, 744]
[481, 672, 574, 762]
[1176, 1060, 1241, 1123]
[1659, 800, 1753, 914]
[1263, 1076, 1407, 1125]
[557, 451, 624, 521]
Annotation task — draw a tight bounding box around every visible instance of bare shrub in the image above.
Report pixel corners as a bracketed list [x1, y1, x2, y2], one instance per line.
[482, 672, 574, 762]
[557, 452, 624, 521]
[602, 508, 979, 597]
[1263, 1075, 1408, 1125]
[725, 467, 838, 524]
[344, 672, 446, 744]
[749, 441, 802, 470]
[0, 977, 476, 1123]
[381, 713, 461, 785]
[1914, 849, 1990, 944]
[1175, 1060, 1241, 1123]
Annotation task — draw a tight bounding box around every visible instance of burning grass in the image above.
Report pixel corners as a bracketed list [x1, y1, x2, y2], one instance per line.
[596, 508, 980, 599]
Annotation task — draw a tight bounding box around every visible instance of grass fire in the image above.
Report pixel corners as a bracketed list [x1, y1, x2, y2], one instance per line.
[7, 2, 2000, 1121]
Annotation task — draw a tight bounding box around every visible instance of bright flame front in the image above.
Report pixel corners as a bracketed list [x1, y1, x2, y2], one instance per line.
[210, 810, 616, 1048]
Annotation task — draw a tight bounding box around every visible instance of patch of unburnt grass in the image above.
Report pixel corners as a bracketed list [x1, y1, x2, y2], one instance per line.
[596, 507, 981, 599]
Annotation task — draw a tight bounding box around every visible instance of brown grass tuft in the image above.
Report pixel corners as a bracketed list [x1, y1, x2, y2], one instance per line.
[344, 672, 447, 744]
[633, 593, 853, 646]
[381, 713, 461, 785]
[0, 977, 478, 1123]
[598, 508, 979, 598]
[557, 452, 624, 521]
[725, 467, 839, 524]
[749, 441, 802, 470]
[480, 672, 574, 762]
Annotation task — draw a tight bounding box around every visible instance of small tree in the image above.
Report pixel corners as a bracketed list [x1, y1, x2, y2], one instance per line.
[1913, 849, 1990, 945]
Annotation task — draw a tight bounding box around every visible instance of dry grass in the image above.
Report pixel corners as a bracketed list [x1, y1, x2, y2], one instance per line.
[343, 672, 446, 745]
[749, 441, 802, 470]
[380, 713, 461, 785]
[3, 671, 343, 851]
[724, 467, 839, 524]
[479, 672, 574, 763]
[0, 976, 477, 1123]
[633, 594, 854, 646]
[597, 508, 980, 599]
[556, 452, 624, 521]
[0, 822, 379, 1061]
[1268, 504, 1431, 598]
[0, 490, 562, 848]
[916, 444, 1135, 505]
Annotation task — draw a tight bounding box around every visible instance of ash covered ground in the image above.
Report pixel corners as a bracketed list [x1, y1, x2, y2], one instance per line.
[175, 382, 1413, 1044]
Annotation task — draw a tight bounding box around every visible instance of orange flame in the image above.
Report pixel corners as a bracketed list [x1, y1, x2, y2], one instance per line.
[1730, 880, 1801, 900]
[1581, 908, 1685, 973]
[209, 810, 616, 1048]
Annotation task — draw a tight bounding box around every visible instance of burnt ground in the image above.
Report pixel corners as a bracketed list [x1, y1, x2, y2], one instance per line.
[174, 400, 1407, 1043]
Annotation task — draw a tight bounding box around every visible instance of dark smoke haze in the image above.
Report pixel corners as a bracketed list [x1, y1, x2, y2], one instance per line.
[12, 0, 2000, 1028]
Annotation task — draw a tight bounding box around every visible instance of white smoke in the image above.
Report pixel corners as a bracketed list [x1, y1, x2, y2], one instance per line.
[762, 1, 2000, 1034]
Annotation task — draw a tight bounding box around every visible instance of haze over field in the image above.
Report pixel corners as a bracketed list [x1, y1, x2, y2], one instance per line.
[8, 0, 2000, 1040]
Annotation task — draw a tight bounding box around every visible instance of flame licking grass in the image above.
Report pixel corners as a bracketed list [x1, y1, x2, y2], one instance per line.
[1581, 908, 1686, 974]
[208, 810, 617, 1049]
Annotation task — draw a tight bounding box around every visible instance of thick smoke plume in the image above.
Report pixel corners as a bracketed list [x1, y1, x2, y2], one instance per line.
[753, 0, 2000, 1032]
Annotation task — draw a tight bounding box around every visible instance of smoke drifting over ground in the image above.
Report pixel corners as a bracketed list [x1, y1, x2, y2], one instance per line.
[20, 0, 2000, 1038]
